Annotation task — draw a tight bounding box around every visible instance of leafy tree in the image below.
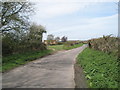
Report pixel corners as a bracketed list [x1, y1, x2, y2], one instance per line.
[55, 37, 60, 42]
[2, 23, 47, 55]
[2, 33, 15, 55]
[1, 1, 48, 56]
[47, 34, 54, 40]
[61, 36, 67, 42]
[1, 1, 35, 55]
[28, 23, 46, 43]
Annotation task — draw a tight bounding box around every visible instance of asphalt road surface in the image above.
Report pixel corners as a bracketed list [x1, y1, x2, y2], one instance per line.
[2, 44, 87, 88]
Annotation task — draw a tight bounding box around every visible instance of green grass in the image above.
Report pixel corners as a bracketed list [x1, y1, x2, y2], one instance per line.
[48, 43, 83, 51]
[48, 45, 64, 51]
[77, 48, 118, 88]
[2, 49, 52, 72]
[63, 43, 83, 50]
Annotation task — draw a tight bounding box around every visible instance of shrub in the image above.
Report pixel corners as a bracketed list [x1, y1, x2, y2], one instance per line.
[88, 35, 118, 56]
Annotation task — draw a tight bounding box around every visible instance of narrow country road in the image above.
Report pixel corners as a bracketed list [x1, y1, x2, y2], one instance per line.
[2, 44, 87, 88]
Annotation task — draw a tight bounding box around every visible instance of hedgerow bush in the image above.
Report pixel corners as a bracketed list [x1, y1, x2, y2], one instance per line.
[63, 41, 83, 50]
[2, 37, 47, 56]
[89, 35, 118, 56]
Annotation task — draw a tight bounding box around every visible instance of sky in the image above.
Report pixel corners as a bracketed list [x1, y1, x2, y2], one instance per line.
[30, 0, 118, 40]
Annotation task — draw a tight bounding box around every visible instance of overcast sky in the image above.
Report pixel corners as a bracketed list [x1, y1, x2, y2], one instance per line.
[30, 0, 118, 40]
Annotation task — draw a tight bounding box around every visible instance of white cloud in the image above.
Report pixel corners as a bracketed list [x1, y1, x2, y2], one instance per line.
[46, 14, 118, 40]
[32, 2, 90, 19]
[29, 0, 118, 40]
[50, 14, 117, 32]
[31, 0, 118, 19]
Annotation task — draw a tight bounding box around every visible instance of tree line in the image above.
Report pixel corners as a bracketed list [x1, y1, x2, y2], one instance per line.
[47, 34, 68, 42]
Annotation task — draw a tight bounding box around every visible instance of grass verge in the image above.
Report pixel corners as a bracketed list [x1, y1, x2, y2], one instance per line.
[77, 48, 118, 88]
[2, 49, 52, 72]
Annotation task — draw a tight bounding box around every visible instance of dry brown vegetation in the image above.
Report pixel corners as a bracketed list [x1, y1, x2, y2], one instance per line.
[88, 35, 118, 56]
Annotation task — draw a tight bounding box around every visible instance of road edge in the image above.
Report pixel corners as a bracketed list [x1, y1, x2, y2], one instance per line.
[74, 44, 88, 88]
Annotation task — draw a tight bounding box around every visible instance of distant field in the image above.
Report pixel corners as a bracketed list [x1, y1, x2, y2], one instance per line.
[48, 45, 64, 51]
[63, 43, 83, 50]
[77, 48, 118, 88]
[48, 43, 83, 51]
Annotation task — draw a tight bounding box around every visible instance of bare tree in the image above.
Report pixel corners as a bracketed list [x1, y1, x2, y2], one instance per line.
[0, 1, 33, 33]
